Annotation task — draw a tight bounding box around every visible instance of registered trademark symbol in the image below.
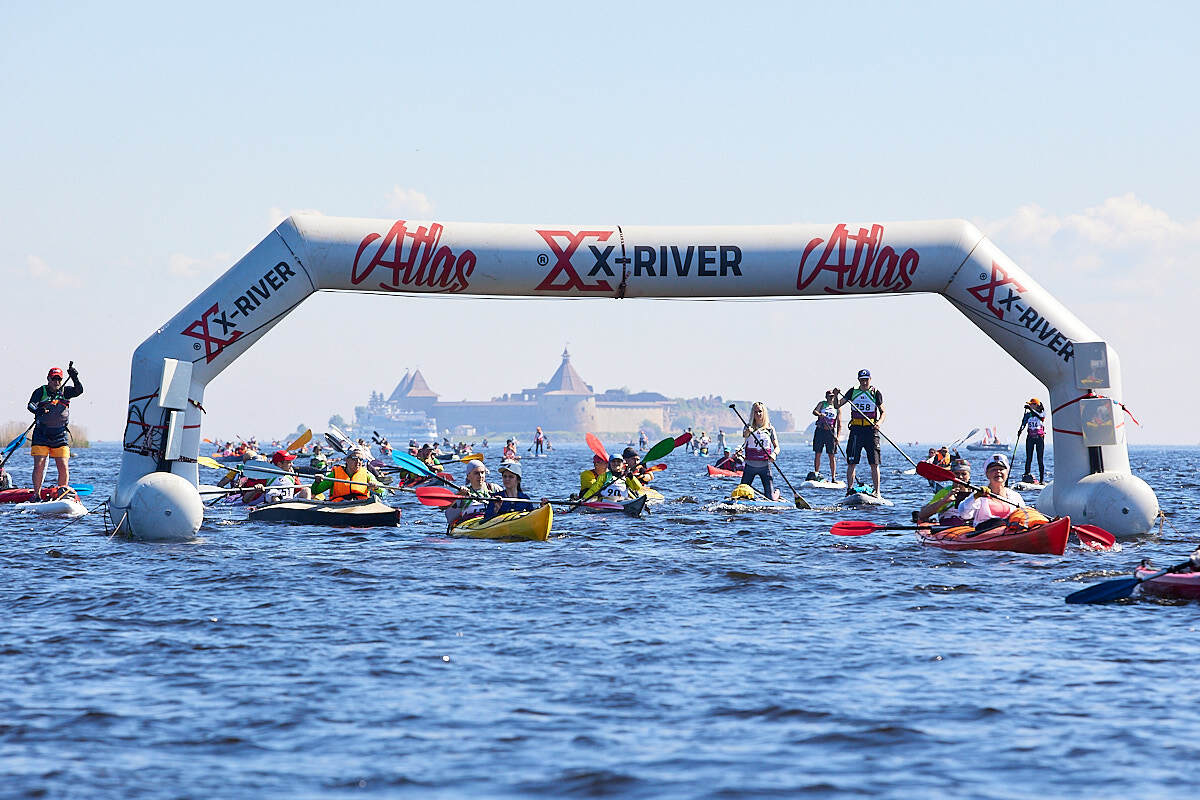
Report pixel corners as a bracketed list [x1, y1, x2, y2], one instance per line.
[979, 272, 987, 280]
[193, 343, 202, 351]
[537, 254, 549, 267]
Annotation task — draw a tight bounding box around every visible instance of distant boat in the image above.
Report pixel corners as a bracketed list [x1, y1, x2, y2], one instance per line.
[966, 426, 1010, 451]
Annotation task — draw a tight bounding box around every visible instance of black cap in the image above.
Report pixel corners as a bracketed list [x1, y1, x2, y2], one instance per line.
[622, 447, 638, 458]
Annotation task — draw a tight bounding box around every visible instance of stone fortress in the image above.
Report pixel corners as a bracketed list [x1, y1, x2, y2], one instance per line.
[356, 348, 796, 439]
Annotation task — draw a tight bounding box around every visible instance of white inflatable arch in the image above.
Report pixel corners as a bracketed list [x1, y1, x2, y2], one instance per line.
[112, 215, 1159, 540]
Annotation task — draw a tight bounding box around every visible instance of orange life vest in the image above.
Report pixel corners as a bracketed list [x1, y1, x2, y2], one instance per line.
[329, 465, 372, 501]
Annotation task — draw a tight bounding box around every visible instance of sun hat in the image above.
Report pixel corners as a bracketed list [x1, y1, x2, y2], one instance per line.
[499, 461, 522, 478]
[986, 454, 1009, 471]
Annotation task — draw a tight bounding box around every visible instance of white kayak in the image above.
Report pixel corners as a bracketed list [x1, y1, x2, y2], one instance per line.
[1013, 481, 1045, 492]
[840, 491, 894, 507]
[16, 497, 88, 517]
[801, 479, 846, 490]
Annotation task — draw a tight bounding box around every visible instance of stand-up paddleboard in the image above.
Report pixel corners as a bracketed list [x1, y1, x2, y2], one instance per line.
[801, 478, 846, 490]
[1013, 480, 1046, 492]
[15, 496, 87, 517]
[840, 488, 894, 507]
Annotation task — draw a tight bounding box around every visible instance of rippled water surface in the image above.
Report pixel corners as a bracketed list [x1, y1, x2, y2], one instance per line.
[3, 442, 1198, 799]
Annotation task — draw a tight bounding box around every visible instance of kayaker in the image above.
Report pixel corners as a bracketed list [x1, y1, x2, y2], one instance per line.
[417, 443, 442, 470]
[533, 426, 545, 455]
[447, 460, 501, 525]
[309, 444, 328, 473]
[916, 460, 973, 524]
[622, 446, 653, 484]
[0, 464, 13, 490]
[739, 401, 780, 501]
[810, 389, 842, 482]
[484, 461, 541, 520]
[834, 369, 885, 496]
[933, 447, 951, 468]
[714, 448, 744, 472]
[260, 450, 312, 504]
[579, 453, 609, 495]
[1019, 398, 1047, 484]
[502, 439, 519, 462]
[311, 452, 380, 501]
[951, 454, 1024, 528]
[27, 363, 84, 499]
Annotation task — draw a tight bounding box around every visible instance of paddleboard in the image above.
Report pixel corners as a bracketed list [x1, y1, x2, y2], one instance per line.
[800, 479, 846, 490]
[1013, 481, 1045, 491]
[707, 498, 794, 512]
[840, 491, 894, 507]
[15, 497, 87, 517]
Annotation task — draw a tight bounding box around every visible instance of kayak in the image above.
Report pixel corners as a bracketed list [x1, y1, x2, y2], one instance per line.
[1013, 481, 1046, 491]
[636, 487, 665, 503]
[801, 478, 846, 490]
[707, 464, 742, 478]
[709, 498, 795, 511]
[577, 494, 648, 516]
[0, 487, 64, 503]
[248, 497, 400, 527]
[916, 514, 1070, 555]
[1134, 565, 1200, 600]
[840, 490, 894, 507]
[451, 503, 553, 542]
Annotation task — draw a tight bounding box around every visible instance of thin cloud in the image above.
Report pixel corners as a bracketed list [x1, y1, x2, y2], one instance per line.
[27, 255, 82, 289]
[976, 194, 1200, 297]
[386, 186, 434, 218]
[168, 252, 231, 279]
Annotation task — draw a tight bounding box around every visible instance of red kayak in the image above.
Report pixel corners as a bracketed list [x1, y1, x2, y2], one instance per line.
[916, 513, 1070, 555]
[0, 487, 62, 503]
[1134, 565, 1200, 600]
[707, 464, 743, 478]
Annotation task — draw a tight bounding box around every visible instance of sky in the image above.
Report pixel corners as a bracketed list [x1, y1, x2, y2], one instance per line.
[2, 1, 1197, 445]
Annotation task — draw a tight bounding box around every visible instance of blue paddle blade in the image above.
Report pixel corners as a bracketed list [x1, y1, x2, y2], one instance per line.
[391, 450, 434, 476]
[2, 432, 26, 457]
[70, 484, 93, 495]
[1065, 577, 1141, 605]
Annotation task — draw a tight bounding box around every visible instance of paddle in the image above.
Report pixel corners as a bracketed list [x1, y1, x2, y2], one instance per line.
[414, 485, 561, 509]
[728, 404, 810, 509]
[286, 429, 312, 452]
[1006, 424, 1025, 487]
[1065, 557, 1198, 604]
[241, 461, 384, 495]
[586, 433, 608, 461]
[674, 432, 692, 449]
[831, 520, 947, 537]
[915, 461, 1116, 549]
[0, 422, 36, 471]
[948, 427, 980, 451]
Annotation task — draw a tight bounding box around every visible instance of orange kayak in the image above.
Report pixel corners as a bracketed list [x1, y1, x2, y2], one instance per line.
[916, 514, 1070, 555]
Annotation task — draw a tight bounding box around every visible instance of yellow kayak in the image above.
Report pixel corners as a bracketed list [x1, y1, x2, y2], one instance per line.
[451, 503, 553, 542]
[636, 486, 665, 503]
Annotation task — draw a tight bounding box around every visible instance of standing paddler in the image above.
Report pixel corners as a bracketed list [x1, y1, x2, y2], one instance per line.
[833, 369, 884, 496]
[27, 362, 83, 499]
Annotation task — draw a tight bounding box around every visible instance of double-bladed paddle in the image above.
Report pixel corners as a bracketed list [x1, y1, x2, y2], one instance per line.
[1065, 558, 1197, 604]
[831, 520, 947, 537]
[915, 461, 1116, 549]
[728, 404, 810, 510]
[0, 422, 35, 471]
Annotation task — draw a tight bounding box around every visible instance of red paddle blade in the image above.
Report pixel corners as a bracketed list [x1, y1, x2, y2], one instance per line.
[674, 432, 692, 447]
[1073, 524, 1116, 549]
[829, 520, 882, 537]
[916, 461, 955, 483]
[647, 464, 667, 472]
[585, 433, 608, 461]
[414, 486, 459, 507]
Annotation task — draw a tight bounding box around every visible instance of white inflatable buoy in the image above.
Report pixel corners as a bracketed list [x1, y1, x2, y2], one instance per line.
[1037, 472, 1158, 539]
[120, 472, 203, 542]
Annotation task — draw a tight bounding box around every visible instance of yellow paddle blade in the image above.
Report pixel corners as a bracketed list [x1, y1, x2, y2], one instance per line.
[197, 456, 225, 470]
[286, 429, 312, 452]
[458, 453, 483, 462]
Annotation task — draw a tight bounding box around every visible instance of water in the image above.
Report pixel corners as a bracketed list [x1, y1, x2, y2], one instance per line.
[2, 442, 1198, 799]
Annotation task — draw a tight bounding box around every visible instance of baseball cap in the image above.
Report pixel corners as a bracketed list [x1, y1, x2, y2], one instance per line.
[622, 447, 638, 458]
[466, 460, 488, 475]
[271, 450, 297, 465]
[500, 461, 522, 478]
[986, 454, 1009, 471]
[1028, 397, 1041, 406]
[858, 369, 870, 379]
[48, 367, 63, 378]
